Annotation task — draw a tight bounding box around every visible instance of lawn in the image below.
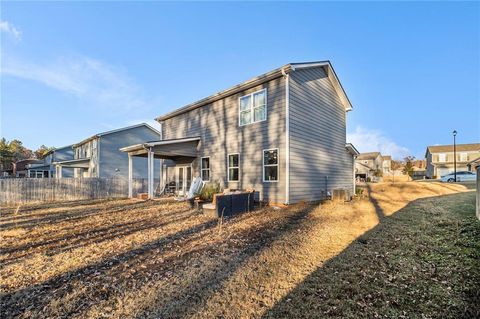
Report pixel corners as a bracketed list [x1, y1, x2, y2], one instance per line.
[0, 182, 478, 318]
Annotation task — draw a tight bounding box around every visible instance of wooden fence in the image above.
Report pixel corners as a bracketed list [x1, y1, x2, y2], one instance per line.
[0, 178, 158, 205]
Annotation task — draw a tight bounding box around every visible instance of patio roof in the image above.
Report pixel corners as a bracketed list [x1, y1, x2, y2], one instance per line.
[53, 158, 90, 168]
[119, 136, 201, 159]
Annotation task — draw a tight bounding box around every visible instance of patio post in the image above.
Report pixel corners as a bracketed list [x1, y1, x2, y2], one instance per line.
[57, 166, 62, 178]
[128, 153, 133, 198]
[147, 148, 154, 199]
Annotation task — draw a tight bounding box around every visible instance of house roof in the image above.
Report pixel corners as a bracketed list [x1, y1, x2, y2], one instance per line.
[14, 159, 42, 171]
[42, 144, 74, 158]
[467, 156, 480, 169]
[356, 152, 381, 160]
[73, 123, 161, 147]
[383, 155, 392, 160]
[155, 61, 352, 122]
[426, 143, 480, 155]
[345, 143, 360, 156]
[119, 136, 201, 153]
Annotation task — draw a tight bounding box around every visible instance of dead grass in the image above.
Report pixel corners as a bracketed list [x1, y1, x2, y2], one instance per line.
[0, 182, 477, 318]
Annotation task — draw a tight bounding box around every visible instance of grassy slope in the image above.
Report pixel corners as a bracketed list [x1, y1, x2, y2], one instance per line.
[265, 191, 479, 319]
[0, 182, 478, 318]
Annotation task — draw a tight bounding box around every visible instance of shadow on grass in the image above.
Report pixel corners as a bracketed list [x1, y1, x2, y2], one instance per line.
[263, 192, 479, 319]
[0, 200, 155, 231]
[0, 204, 318, 319]
[0, 208, 194, 266]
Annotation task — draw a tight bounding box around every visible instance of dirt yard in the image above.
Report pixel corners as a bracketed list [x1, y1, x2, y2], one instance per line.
[1, 182, 478, 318]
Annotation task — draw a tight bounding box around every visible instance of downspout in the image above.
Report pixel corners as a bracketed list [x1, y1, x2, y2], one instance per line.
[282, 68, 290, 205]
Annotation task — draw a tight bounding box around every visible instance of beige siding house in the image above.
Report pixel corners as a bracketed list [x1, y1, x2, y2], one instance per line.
[425, 143, 480, 178]
[122, 61, 359, 203]
[355, 152, 383, 181]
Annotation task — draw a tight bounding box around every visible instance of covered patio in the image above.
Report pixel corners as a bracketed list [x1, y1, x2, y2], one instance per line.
[119, 136, 200, 199]
[53, 158, 91, 178]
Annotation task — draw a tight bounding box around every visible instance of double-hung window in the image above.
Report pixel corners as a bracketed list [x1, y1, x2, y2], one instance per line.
[201, 157, 210, 181]
[460, 153, 467, 161]
[263, 149, 279, 182]
[228, 154, 239, 182]
[239, 89, 267, 126]
[438, 153, 446, 162]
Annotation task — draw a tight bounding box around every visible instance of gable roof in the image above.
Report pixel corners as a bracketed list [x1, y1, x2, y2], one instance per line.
[73, 123, 161, 147]
[426, 143, 480, 155]
[356, 152, 381, 160]
[42, 144, 74, 158]
[383, 155, 392, 160]
[155, 61, 352, 122]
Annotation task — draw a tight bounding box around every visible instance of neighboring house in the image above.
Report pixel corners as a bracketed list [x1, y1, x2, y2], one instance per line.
[355, 152, 383, 181]
[54, 123, 161, 179]
[411, 159, 426, 180]
[27, 145, 74, 178]
[13, 159, 42, 178]
[425, 143, 480, 178]
[382, 155, 392, 175]
[122, 61, 358, 203]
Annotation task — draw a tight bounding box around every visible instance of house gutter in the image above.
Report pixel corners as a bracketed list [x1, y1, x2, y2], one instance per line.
[282, 67, 292, 205]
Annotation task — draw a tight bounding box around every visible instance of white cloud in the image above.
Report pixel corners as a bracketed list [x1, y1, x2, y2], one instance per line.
[2, 54, 151, 112]
[347, 126, 410, 160]
[0, 20, 21, 40]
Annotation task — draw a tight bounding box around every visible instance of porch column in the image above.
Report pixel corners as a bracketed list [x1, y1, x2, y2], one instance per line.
[147, 148, 154, 199]
[128, 153, 133, 198]
[56, 166, 62, 178]
[159, 159, 163, 194]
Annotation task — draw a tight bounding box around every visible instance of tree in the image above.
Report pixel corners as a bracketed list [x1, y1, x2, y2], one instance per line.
[34, 145, 54, 159]
[9, 139, 33, 162]
[402, 156, 416, 181]
[0, 138, 14, 170]
[391, 160, 403, 184]
[0, 138, 35, 172]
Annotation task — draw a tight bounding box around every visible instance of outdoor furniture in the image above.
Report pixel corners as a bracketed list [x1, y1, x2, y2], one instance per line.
[203, 190, 255, 218]
[175, 177, 203, 202]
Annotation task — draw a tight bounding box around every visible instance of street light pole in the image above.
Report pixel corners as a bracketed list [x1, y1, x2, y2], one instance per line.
[453, 130, 457, 182]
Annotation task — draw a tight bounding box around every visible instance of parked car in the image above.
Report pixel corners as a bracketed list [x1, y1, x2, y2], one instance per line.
[440, 171, 477, 182]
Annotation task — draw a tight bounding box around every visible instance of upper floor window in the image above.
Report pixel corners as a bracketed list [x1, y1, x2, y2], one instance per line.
[239, 89, 267, 126]
[228, 154, 239, 182]
[460, 153, 467, 161]
[263, 149, 279, 182]
[438, 153, 446, 162]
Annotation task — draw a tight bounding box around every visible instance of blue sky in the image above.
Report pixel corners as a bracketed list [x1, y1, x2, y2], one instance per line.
[1, 1, 479, 159]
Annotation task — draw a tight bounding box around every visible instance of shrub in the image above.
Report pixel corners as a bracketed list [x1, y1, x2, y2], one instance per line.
[199, 182, 221, 201]
[355, 187, 364, 197]
[366, 177, 371, 183]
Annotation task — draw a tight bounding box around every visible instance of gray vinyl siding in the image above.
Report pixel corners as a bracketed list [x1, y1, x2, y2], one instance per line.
[54, 146, 74, 177]
[99, 126, 161, 179]
[289, 67, 353, 202]
[425, 151, 434, 178]
[161, 77, 287, 203]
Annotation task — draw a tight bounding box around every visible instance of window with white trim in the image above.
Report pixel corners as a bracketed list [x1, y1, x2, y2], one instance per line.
[263, 149, 278, 182]
[239, 89, 267, 126]
[460, 153, 468, 161]
[228, 154, 239, 182]
[201, 157, 210, 181]
[438, 153, 446, 162]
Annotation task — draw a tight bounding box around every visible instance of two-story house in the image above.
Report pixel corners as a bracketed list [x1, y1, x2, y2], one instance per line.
[121, 61, 359, 204]
[425, 143, 480, 178]
[27, 145, 74, 178]
[54, 123, 161, 179]
[382, 155, 392, 175]
[355, 152, 383, 181]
